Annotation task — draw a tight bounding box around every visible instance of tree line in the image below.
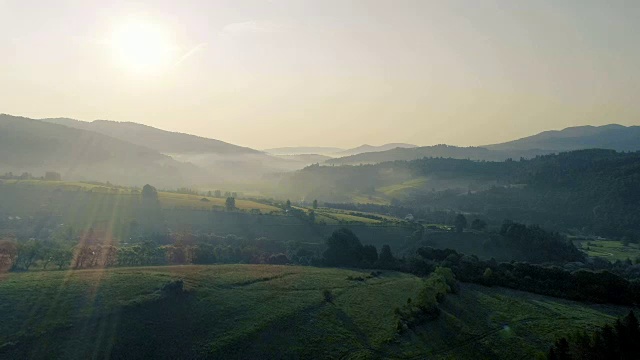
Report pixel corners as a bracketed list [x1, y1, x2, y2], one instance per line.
[548, 311, 640, 359]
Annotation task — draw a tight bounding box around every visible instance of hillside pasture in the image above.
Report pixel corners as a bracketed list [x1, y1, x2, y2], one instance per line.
[158, 192, 282, 213]
[0, 265, 633, 359]
[575, 239, 640, 262]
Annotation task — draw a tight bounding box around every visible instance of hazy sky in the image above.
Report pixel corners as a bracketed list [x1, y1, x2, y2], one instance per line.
[1, 0, 639, 149]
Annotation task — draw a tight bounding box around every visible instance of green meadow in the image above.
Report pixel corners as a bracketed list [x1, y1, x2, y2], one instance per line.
[0, 265, 632, 359]
[575, 239, 640, 262]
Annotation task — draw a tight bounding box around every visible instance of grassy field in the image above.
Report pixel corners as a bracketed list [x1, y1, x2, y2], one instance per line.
[0, 265, 633, 359]
[158, 192, 282, 213]
[378, 177, 429, 199]
[1, 179, 282, 213]
[575, 239, 640, 262]
[314, 209, 382, 224]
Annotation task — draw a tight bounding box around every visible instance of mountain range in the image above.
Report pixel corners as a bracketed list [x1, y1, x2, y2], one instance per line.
[42, 118, 259, 155]
[263, 143, 417, 157]
[326, 124, 640, 165]
[2, 113, 639, 188]
[485, 124, 640, 152]
[0, 114, 202, 187]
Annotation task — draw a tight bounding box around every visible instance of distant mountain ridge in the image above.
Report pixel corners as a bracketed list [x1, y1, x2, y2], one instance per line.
[327, 124, 640, 165]
[264, 143, 417, 157]
[486, 124, 640, 152]
[333, 143, 417, 157]
[263, 147, 344, 156]
[0, 114, 204, 187]
[41, 118, 260, 155]
[40, 116, 329, 179]
[326, 145, 555, 165]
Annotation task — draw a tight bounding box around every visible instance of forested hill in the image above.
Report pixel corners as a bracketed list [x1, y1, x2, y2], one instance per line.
[0, 114, 205, 187]
[325, 144, 554, 165]
[283, 149, 640, 238]
[487, 124, 640, 152]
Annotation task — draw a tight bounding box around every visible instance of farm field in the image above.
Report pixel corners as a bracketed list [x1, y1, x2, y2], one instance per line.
[0, 179, 282, 213]
[378, 177, 430, 199]
[0, 265, 632, 359]
[158, 192, 281, 213]
[574, 239, 640, 262]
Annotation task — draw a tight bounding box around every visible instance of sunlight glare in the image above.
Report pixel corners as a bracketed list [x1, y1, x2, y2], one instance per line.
[110, 20, 175, 74]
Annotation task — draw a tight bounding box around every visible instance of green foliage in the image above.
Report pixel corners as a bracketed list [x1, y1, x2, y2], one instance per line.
[141, 184, 158, 201]
[395, 267, 458, 332]
[454, 214, 467, 233]
[322, 228, 370, 267]
[51, 248, 74, 269]
[378, 244, 395, 265]
[160, 279, 185, 296]
[485, 221, 585, 263]
[225, 196, 236, 211]
[414, 246, 637, 305]
[548, 311, 640, 359]
[287, 150, 640, 239]
[322, 289, 334, 303]
[471, 218, 487, 231]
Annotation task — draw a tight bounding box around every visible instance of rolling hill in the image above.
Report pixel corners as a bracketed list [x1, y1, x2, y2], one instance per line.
[0, 264, 630, 359]
[0, 114, 204, 187]
[283, 149, 640, 238]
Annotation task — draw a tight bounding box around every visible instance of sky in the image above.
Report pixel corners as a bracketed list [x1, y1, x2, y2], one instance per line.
[1, 0, 639, 149]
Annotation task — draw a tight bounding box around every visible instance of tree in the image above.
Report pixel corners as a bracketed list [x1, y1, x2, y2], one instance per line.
[44, 171, 62, 181]
[15, 240, 42, 270]
[308, 210, 316, 223]
[482, 267, 493, 284]
[225, 197, 236, 211]
[214, 190, 221, 197]
[267, 253, 289, 265]
[313, 199, 318, 209]
[207, 191, 212, 197]
[193, 244, 217, 264]
[52, 248, 73, 270]
[379, 245, 395, 264]
[323, 228, 364, 266]
[471, 218, 487, 231]
[285, 199, 291, 209]
[0, 240, 18, 272]
[362, 245, 378, 264]
[454, 214, 467, 233]
[142, 184, 158, 201]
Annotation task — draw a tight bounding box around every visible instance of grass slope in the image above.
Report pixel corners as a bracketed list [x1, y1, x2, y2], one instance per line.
[0, 265, 633, 359]
[575, 239, 640, 262]
[158, 192, 281, 213]
[1, 179, 281, 213]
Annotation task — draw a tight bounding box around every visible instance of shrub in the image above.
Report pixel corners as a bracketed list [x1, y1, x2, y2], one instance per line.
[161, 279, 185, 296]
[322, 289, 334, 303]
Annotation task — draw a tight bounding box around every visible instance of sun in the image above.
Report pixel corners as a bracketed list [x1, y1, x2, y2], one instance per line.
[110, 20, 175, 74]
